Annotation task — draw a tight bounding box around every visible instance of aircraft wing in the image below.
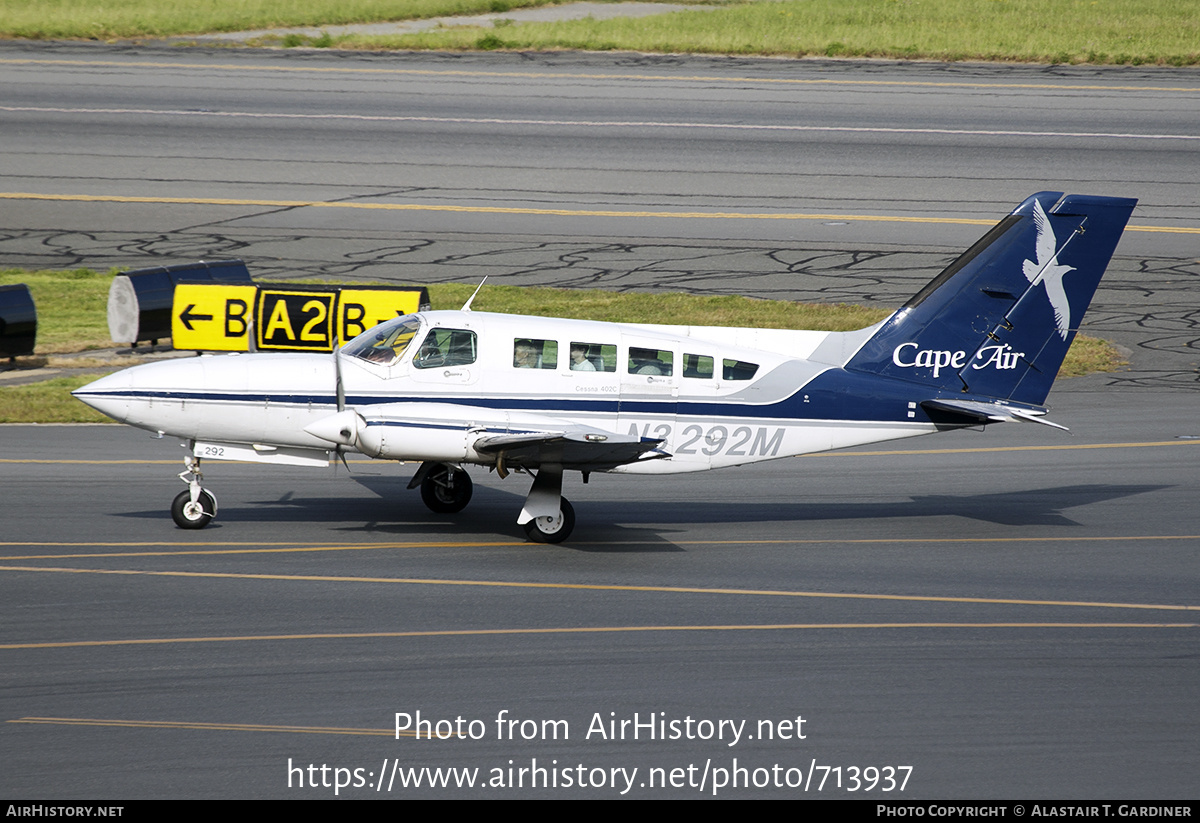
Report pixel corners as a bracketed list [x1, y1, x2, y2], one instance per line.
[307, 402, 668, 472]
[473, 429, 668, 472]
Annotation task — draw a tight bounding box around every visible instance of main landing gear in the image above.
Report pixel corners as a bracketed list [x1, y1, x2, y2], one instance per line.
[516, 466, 574, 544]
[417, 463, 474, 513]
[171, 455, 218, 529]
[409, 461, 576, 543]
[522, 497, 575, 544]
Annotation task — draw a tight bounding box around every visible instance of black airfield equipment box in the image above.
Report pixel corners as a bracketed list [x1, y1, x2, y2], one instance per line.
[107, 260, 254, 347]
[0, 283, 37, 359]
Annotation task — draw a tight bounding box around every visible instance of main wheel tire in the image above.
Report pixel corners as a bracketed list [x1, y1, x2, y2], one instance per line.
[523, 497, 575, 544]
[171, 489, 216, 529]
[420, 467, 473, 514]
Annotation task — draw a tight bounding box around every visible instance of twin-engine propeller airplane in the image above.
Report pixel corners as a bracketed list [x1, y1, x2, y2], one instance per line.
[74, 192, 1136, 543]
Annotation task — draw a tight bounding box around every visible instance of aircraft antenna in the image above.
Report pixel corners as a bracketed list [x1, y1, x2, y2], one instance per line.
[461, 276, 488, 311]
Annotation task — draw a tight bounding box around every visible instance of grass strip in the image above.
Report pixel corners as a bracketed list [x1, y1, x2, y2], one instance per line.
[343, 0, 1200, 67]
[0, 0, 578, 40]
[0, 376, 115, 423]
[0, 268, 115, 353]
[2, 0, 1196, 66]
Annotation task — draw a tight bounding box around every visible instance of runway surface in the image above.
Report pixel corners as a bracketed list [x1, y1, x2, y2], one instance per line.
[1, 44, 1198, 798]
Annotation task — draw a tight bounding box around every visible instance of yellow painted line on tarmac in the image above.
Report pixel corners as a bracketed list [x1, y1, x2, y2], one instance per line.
[0, 540, 405, 547]
[0, 542, 525, 559]
[826, 439, 1200, 457]
[3, 57, 1198, 94]
[0, 564, 1195, 612]
[0, 458, 376, 464]
[8, 716, 400, 736]
[1126, 225, 1200, 234]
[1, 622, 1193, 651]
[0, 192, 999, 224]
[0, 458, 182, 464]
[2, 533, 1199, 561]
[1, 192, 1195, 234]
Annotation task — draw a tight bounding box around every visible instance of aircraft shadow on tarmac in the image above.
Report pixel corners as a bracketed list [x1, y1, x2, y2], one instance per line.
[347, 477, 1166, 530]
[117, 478, 1166, 547]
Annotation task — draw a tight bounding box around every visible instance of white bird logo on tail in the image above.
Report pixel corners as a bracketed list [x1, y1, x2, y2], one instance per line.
[1022, 199, 1075, 340]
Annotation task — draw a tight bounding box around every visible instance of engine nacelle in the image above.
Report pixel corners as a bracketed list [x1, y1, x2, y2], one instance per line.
[355, 418, 472, 461]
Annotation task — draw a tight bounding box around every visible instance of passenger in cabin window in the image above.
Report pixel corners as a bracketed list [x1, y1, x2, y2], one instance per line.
[514, 340, 539, 368]
[569, 343, 596, 371]
[629, 347, 671, 376]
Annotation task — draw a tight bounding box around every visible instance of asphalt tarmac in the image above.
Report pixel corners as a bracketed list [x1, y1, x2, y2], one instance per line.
[2, 393, 1197, 798]
[1, 45, 1197, 799]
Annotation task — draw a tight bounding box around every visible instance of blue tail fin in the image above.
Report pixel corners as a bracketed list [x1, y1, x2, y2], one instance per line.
[845, 192, 1136, 405]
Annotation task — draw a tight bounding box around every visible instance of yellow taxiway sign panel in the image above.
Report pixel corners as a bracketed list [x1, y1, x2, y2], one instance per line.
[255, 289, 338, 351]
[172, 283, 430, 352]
[170, 283, 259, 351]
[338, 288, 427, 343]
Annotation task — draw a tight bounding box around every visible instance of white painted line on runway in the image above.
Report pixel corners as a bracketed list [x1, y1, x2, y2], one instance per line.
[4, 105, 1197, 142]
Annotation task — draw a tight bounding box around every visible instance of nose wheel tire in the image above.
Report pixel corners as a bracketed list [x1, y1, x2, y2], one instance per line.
[420, 466, 474, 514]
[172, 489, 217, 529]
[523, 497, 575, 544]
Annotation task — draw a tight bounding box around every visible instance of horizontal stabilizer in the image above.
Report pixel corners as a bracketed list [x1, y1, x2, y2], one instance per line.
[921, 399, 1068, 431]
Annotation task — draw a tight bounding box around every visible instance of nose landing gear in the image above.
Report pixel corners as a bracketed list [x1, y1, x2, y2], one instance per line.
[171, 455, 218, 529]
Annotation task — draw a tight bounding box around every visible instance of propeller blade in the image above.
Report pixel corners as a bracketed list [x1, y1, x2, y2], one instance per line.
[332, 336, 345, 413]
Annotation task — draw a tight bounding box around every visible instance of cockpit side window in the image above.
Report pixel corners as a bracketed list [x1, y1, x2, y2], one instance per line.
[414, 328, 477, 369]
[344, 315, 422, 366]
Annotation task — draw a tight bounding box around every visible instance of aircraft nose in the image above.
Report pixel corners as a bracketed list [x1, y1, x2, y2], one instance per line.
[72, 370, 133, 423]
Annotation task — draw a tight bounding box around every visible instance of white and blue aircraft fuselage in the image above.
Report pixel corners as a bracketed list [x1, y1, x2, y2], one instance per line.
[74, 192, 1137, 542]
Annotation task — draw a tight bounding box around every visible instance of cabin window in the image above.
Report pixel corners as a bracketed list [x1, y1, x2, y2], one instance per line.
[723, 358, 759, 381]
[628, 347, 673, 377]
[569, 342, 616, 372]
[683, 353, 714, 379]
[413, 328, 477, 369]
[344, 315, 421, 366]
[513, 338, 558, 369]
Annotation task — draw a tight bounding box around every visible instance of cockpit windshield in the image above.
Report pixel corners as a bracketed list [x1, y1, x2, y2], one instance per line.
[343, 314, 422, 366]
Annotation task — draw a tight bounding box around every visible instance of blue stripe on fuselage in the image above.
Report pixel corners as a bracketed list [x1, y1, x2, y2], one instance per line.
[74, 368, 1016, 425]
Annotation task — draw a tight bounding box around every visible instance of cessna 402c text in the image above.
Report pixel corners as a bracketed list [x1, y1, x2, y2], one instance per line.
[74, 192, 1136, 543]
